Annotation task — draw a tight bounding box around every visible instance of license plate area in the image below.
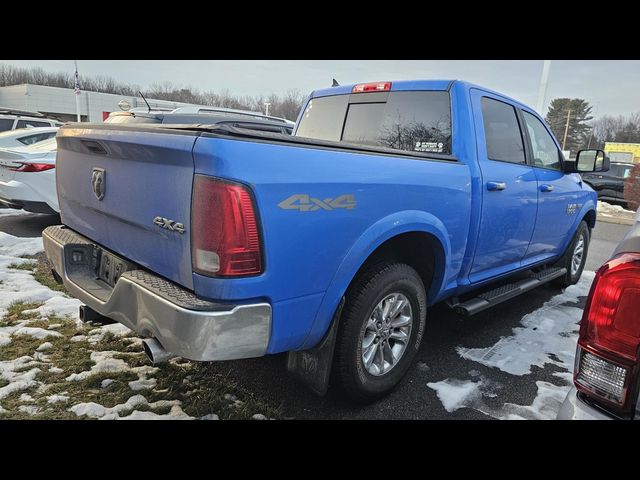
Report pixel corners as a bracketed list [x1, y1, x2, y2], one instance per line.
[97, 249, 133, 287]
[0, 165, 14, 181]
[64, 243, 138, 292]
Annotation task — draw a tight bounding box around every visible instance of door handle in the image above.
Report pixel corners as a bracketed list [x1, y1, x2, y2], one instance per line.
[540, 184, 554, 192]
[486, 181, 506, 191]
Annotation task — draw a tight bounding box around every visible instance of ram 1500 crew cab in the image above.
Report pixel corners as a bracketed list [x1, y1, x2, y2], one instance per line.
[44, 80, 609, 402]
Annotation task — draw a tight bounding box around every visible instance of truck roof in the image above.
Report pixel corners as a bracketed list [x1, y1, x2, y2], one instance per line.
[311, 79, 535, 113]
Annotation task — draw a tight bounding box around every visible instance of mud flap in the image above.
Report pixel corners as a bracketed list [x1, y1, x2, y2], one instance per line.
[286, 297, 344, 396]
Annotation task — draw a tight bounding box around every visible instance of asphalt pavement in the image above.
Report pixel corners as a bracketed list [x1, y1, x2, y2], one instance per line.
[0, 209, 632, 419]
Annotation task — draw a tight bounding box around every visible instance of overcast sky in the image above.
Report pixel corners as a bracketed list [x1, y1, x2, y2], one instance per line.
[4, 60, 639, 117]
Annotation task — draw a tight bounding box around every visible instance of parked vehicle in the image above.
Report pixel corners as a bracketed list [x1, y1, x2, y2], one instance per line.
[623, 163, 640, 211]
[557, 207, 640, 419]
[0, 109, 62, 132]
[0, 127, 58, 149]
[582, 161, 635, 207]
[44, 80, 609, 402]
[105, 106, 295, 134]
[0, 137, 58, 214]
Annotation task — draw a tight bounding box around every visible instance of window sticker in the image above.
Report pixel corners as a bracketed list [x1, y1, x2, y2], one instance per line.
[414, 141, 444, 153]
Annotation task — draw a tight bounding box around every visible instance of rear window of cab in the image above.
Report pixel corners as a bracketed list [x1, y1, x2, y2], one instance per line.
[295, 91, 452, 155]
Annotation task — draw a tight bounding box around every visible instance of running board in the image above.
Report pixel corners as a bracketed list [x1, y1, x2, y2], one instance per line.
[449, 267, 567, 316]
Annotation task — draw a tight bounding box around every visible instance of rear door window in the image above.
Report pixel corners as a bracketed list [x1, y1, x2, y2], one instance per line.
[296, 95, 349, 142]
[0, 119, 14, 131]
[16, 120, 51, 129]
[480, 97, 525, 164]
[18, 132, 55, 145]
[296, 91, 452, 154]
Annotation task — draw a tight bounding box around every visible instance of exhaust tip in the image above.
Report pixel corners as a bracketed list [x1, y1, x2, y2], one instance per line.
[142, 338, 176, 364]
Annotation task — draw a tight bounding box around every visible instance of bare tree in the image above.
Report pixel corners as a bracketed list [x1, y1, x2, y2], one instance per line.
[591, 112, 640, 148]
[0, 63, 306, 121]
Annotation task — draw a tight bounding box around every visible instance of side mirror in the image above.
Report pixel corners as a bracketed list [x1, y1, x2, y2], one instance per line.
[573, 149, 610, 173]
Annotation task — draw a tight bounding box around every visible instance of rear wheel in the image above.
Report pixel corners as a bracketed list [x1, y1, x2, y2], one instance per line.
[334, 262, 427, 403]
[553, 221, 590, 288]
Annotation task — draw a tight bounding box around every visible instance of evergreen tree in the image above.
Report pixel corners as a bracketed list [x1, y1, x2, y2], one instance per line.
[545, 98, 593, 152]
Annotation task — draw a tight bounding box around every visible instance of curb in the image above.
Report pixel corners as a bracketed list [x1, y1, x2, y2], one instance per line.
[597, 213, 635, 226]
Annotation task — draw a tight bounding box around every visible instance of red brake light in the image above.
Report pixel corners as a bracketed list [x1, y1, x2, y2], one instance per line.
[191, 175, 262, 277]
[575, 252, 640, 410]
[9, 163, 55, 172]
[352, 81, 392, 93]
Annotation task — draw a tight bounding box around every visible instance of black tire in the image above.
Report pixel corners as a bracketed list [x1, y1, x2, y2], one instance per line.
[335, 262, 427, 403]
[553, 221, 590, 288]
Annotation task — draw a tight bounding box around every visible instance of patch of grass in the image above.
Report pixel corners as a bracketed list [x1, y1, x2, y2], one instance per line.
[5, 301, 44, 321]
[144, 361, 282, 420]
[94, 332, 140, 353]
[8, 262, 36, 271]
[0, 378, 9, 389]
[32, 253, 67, 293]
[0, 301, 44, 328]
[1, 294, 283, 420]
[0, 388, 41, 420]
[0, 335, 44, 362]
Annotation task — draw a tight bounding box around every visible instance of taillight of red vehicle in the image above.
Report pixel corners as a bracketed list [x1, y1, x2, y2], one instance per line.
[191, 175, 263, 277]
[8, 163, 55, 172]
[574, 252, 640, 414]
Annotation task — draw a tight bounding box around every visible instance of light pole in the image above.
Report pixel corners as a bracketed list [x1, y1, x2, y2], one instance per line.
[536, 60, 551, 115]
[74, 60, 81, 122]
[264, 102, 271, 117]
[562, 109, 572, 151]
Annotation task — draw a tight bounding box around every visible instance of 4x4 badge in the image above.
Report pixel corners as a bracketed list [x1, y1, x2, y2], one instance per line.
[153, 216, 185, 234]
[278, 194, 356, 212]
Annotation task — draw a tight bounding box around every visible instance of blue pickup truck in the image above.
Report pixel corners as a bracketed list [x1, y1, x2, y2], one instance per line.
[43, 79, 609, 402]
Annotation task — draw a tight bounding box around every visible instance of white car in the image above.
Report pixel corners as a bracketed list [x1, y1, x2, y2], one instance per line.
[0, 109, 62, 132]
[0, 137, 58, 214]
[0, 127, 58, 149]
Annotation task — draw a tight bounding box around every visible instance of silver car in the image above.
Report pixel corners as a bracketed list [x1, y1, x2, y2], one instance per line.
[557, 208, 640, 420]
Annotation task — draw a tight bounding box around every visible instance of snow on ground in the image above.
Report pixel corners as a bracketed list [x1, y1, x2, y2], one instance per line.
[597, 200, 635, 216]
[0, 356, 41, 400]
[0, 232, 80, 319]
[0, 232, 43, 257]
[0, 232, 210, 420]
[428, 273, 595, 420]
[23, 297, 83, 324]
[427, 379, 482, 413]
[427, 374, 567, 420]
[86, 323, 132, 343]
[457, 271, 594, 375]
[11, 326, 62, 340]
[46, 394, 69, 404]
[64, 351, 130, 381]
[70, 394, 193, 420]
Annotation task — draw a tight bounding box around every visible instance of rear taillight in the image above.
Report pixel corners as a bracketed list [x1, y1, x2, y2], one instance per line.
[9, 163, 55, 172]
[191, 175, 262, 277]
[352, 81, 392, 93]
[575, 252, 640, 411]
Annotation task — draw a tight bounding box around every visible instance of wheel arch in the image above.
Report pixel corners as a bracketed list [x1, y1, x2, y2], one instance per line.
[300, 210, 450, 349]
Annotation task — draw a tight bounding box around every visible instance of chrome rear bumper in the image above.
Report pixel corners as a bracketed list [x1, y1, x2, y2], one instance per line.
[43, 225, 271, 361]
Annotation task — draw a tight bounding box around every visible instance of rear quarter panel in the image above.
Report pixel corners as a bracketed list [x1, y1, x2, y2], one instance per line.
[192, 136, 472, 352]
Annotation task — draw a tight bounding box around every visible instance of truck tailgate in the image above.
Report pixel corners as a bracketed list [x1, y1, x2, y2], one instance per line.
[56, 126, 199, 289]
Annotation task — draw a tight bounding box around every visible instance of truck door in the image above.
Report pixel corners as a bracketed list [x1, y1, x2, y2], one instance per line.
[520, 109, 578, 261]
[469, 90, 538, 283]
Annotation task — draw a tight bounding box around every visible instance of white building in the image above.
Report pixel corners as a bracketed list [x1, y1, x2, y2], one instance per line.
[0, 84, 196, 123]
